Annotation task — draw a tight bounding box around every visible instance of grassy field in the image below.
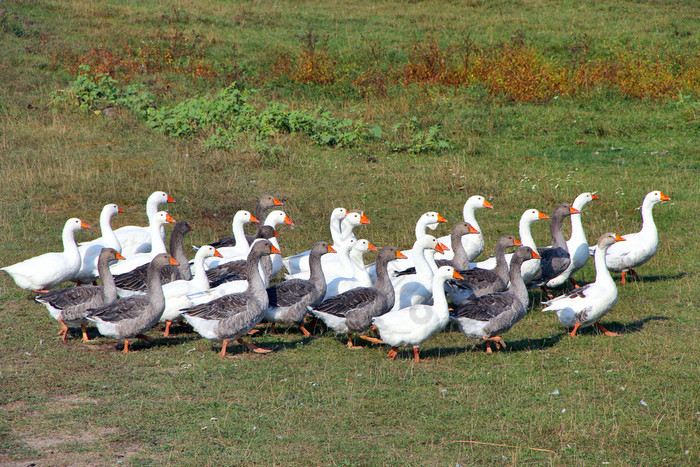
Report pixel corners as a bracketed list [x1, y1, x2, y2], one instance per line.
[1, 1, 699, 465]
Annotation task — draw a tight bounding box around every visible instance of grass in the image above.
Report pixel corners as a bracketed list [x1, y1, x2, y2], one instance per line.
[1, 0, 699, 465]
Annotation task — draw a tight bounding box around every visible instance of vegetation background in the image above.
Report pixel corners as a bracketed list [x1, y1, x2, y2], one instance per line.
[0, 0, 698, 465]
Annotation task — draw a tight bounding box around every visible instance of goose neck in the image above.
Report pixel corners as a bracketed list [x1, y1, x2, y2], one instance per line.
[100, 209, 122, 251]
[594, 244, 616, 287]
[62, 225, 80, 257]
[149, 220, 167, 254]
[97, 255, 118, 303]
[519, 218, 537, 250]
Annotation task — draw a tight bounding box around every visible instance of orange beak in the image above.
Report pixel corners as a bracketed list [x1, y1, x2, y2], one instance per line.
[569, 207, 580, 215]
[531, 250, 542, 259]
[513, 238, 522, 246]
[614, 234, 626, 242]
[273, 198, 284, 206]
[468, 224, 480, 234]
[80, 221, 91, 229]
[327, 245, 337, 253]
[213, 249, 223, 258]
[115, 252, 125, 260]
[284, 215, 294, 227]
[538, 211, 549, 219]
[591, 194, 600, 200]
[367, 242, 377, 251]
[270, 245, 281, 255]
[273, 230, 280, 237]
[360, 212, 370, 224]
[396, 251, 408, 259]
[167, 195, 176, 203]
[659, 192, 671, 202]
[437, 213, 447, 223]
[169, 257, 180, 266]
[452, 270, 464, 280]
[165, 213, 176, 223]
[249, 215, 260, 223]
[483, 199, 493, 209]
[118, 207, 125, 213]
[435, 242, 449, 254]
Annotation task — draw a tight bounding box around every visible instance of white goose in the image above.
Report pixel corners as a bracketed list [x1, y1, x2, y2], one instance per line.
[435, 195, 493, 262]
[386, 211, 447, 275]
[114, 191, 175, 256]
[260, 210, 294, 276]
[543, 233, 626, 336]
[374, 266, 463, 362]
[159, 245, 223, 337]
[389, 235, 446, 311]
[325, 239, 375, 298]
[473, 208, 549, 284]
[547, 192, 599, 288]
[73, 204, 124, 284]
[2, 218, 90, 292]
[205, 210, 259, 266]
[281, 207, 352, 275]
[599, 191, 671, 283]
[109, 212, 175, 275]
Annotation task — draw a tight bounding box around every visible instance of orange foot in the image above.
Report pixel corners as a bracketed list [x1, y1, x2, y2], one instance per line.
[299, 325, 312, 338]
[81, 325, 92, 342]
[483, 335, 506, 352]
[237, 338, 272, 354]
[387, 347, 398, 360]
[569, 322, 581, 337]
[346, 336, 363, 349]
[413, 347, 423, 362]
[595, 322, 620, 336]
[359, 334, 384, 345]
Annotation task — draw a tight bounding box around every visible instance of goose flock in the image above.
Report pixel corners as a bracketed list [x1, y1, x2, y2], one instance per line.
[1, 190, 671, 360]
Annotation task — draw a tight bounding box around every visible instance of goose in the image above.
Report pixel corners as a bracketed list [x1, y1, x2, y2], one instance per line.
[259, 210, 294, 276]
[285, 211, 369, 275]
[263, 242, 335, 336]
[450, 247, 541, 353]
[445, 235, 522, 306]
[159, 245, 223, 337]
[2, 218, 91, 292]
[204, 226, 278, 288]
[206, 210, 259, 252]
[36, 248, 124, 342]
[286, 238, 356, 283]
[114, 191, 175, 256]
[542, 233, 626, 336]
[282, 207, 348, 275]
[435, 195, 493, 262]
[389, 236, 447, 311]
[73, 204, 124, 284]
[546, 192, 599, 288]
[599, 191, 670, 283]
[393, 222, 479, 276]
[86, 254, 179, 353]
[473, 209, 549, 284]
[205, 210, 259, 262]
[247, 195, 284, 243]
[385, 212, 447, 275]
[109, 212, 176, 276]
[326, 239, 375, 297]
[309, 247, 405, 348]
[529, 204, 580, 291]
[113, 221, 193, 296]
[180, 240, 279, 356]
[374, 266, 463, 362]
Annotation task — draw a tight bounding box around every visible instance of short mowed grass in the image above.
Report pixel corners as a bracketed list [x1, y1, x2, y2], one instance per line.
[1, 1, 699, 465]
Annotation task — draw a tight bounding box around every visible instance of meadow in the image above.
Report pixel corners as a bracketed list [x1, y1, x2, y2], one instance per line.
[0, 0, 698, 465]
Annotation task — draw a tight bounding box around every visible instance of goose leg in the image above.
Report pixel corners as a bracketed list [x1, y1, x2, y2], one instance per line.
[595, 322, 620, 336]
[80, 325, 92, 342]
[569, 277, 578, 288]
[569, 322, 581, 337]
[346, 335, 362, 349]
[122, 339, 130, 353]
[163, 321, 172, 337]
[359, 334, 384, 344]
[483, 336, 505, 351]
[219, 340, 228, 357]
[136, 333, 153, 343]
[621, 271, 627, 284]
[413, 347, 421, 362]
[629, 269, 641, 281]
[58, 319, 69, 343]
[34, 289, 50, 294]
[387, 347, 398, 360]
[237, 338, 272, 354]
[299, 325, 312, 337]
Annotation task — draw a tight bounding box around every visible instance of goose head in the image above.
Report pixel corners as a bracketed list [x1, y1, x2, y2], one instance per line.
[418, 211, 447, 231]
[436, 266, 464, 281]
[66, 218, 91, 233]
[498, 235, 522, 250]
[352, 239, 377, 255]
[644, 190, 671, 207]
[572, 192, 600, 211]
[233, 210, 259, 226]
[151, 211, 176, 227]
[264, 210, 294, 228]
[195, 245, 223, 262]
[597, 232, 626, 251]
[149, 191, 175, 205]
[258, 195, 284, 210]
[464, 195, 493, 213]
[521, 208, 549, 225]
[331, 207, 349, 221]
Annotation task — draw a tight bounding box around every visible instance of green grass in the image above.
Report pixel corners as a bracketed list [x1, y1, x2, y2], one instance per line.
[1, 1, 699, 465]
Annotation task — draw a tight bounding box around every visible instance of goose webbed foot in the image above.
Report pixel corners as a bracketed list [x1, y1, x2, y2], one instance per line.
[359, 334, 384, 345]
[237, 338, 272, 354]
[299, 325, 312, 337]
[58, 319, 69, 343]
[346, 336, 363, 349]
[595, 322, 620, 336]
[81, 325, 92, 342]
[568, 322, 581, 337]
[387, 347, 398, 360]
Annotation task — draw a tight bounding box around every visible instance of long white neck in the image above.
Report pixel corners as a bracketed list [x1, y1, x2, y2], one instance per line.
[349, 249, 371, 283]
[594, 244, 616, 288]
[149, 220, 167, 254]
[192, 252, 212, 291]
[570, 197, 592, 244]
[339, 219, 357, 242]
[431, 275, 451, 319]
[415, 219, 433, 240]
[420, 249, 438, 276]
[62, 226, 80, 258]
[462, 204, 480, 233]
[337, 243, 355, 274]
[100, 208, 122, 252]
[520, 219, 537, 250]
[232, 216, 250, 249]
[146, 195, 160, 220]
[639, 199, 659, 239]
[330, 215, 344, 245]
